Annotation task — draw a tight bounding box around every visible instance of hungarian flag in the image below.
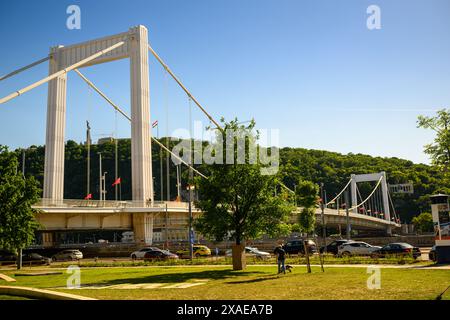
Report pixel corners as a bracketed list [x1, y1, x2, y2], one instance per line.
[152, 120, 158, 128]
[84, 193, 92, 200]
[112, 177, 121, 186]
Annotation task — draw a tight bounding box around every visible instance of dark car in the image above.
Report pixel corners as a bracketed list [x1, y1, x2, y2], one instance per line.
[372, 243, 421, 259]
[143, 249, 179, 261]
[283, 240, 317, 255]
[0, 250, 17, 265]
[320, 240, 354, 255]
[429, 245, 437, 262]
[22, 253, 52, 265]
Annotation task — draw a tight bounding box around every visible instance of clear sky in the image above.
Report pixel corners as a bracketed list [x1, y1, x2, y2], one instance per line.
[1, 0, 449, 164]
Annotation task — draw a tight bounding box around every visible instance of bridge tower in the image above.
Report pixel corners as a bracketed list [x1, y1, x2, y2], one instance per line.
[43, 26, 154, 243]
[350, 172, 391, 235]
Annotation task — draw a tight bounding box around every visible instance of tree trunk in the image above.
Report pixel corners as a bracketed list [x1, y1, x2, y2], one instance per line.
[303, 240, 311, 273]
[232, 242, 246, 270]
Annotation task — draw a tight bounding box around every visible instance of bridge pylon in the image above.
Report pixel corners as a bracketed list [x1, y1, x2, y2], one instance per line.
[350, 172, 391, 235]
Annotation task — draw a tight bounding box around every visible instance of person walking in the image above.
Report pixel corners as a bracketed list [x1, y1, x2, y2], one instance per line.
[274, 244, 286, 274]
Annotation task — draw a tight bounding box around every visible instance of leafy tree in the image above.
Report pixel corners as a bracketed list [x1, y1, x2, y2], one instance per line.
[417, 109, 450, 171]
[295, 180, 319, 234]
[194, 119, 293, 270]
[295, 180, 319, 273]
[412, 212, 434, 233]
[0, 145, 41, 254]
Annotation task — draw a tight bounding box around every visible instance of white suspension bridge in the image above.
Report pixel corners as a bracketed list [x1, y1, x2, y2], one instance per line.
[0, 26, 400, 247]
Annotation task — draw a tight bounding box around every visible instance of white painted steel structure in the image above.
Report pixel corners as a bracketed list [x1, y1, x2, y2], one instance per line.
[43, 26, 153, 204]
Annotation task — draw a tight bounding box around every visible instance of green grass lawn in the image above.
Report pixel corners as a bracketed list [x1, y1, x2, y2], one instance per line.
[1, 265, 449, 300]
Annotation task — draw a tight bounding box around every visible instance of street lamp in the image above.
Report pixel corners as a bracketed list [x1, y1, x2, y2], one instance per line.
[187, 184, 195, 260]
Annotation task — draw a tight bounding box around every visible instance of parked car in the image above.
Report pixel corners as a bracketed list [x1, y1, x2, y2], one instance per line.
[225, 247, 271, 260]
[338, 241, 381, 256]
[0, 250, 17, 265]
[283, 240, 317, 255]
[131, 247, 162, 260]
[177, 245, 211, 258]
[143, 249, 179, 261]
[52, 249, 83, 261]
[320, 240, 354, 255]
[22, 253, 52, 265]
[429, 245, 437, 262]
[371, 243, 421, 259]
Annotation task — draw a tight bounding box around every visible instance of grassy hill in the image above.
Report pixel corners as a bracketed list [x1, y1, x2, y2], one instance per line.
[12, 138, 447, 223]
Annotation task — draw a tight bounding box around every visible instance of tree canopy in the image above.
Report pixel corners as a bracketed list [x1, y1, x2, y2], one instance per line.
[12, 125, 448, 224]
[295, 180, 319, 234]
[193, 119, 294, 247]
[418, 108, 450, 171]
[0, 145, 41, 252]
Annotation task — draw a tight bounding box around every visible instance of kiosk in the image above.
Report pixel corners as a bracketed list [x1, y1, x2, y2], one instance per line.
[430, 194, 450, 263]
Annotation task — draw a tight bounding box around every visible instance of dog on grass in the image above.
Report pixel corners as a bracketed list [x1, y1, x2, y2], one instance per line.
[285, 265, 293, 273]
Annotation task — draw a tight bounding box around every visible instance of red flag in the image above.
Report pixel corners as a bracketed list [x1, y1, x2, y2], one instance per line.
[152, 120, 158, 128]
[84, 193, 92, 200]
[112, 177, 121, 186]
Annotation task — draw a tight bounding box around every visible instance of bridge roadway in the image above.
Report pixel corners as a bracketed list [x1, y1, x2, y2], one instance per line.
[32, 199, 400, 246]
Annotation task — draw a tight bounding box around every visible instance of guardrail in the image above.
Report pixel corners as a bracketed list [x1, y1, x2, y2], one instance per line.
[34, 198, 192, 209]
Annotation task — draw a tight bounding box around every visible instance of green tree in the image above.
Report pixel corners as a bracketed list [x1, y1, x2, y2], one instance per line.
[418, 109, 450, 171]
[194, 119, 293, 270]
[295, 180, 319, 234]
[412, 212, 434, 233]
[0, 145, 41, 254]
[295, 180, 319, 273]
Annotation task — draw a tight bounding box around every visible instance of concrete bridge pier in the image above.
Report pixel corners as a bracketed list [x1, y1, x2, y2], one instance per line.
[132, 213, 154, 245]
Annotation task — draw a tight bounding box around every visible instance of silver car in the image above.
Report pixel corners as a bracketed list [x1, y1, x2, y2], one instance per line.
[52, 249, 83, 261]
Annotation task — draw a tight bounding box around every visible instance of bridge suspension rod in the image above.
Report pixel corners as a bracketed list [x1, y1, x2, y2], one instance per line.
[148, 45, 224, 132]
[326, 178, 353, 206]
[0, 41, 125, 105]
[74, 69, 208, 179]
[0, 56, 50, 82]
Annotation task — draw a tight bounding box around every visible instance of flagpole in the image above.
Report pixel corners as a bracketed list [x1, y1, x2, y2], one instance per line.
[115, 126, 118, 201]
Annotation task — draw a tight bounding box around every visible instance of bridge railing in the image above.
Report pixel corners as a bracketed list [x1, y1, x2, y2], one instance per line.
[34, 198, 191, 209]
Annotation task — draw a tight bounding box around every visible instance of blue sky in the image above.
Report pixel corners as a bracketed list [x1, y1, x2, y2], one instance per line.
[1, 0, 449, 164]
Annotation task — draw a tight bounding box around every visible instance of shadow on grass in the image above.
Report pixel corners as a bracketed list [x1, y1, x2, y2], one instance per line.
[94, 269, 265, 286]
[225, 275, 280, 284]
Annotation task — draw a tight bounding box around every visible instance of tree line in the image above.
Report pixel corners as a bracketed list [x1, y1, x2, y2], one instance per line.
[12, 136, 445, 223]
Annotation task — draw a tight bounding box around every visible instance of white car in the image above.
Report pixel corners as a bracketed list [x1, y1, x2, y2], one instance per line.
[225, 247, 271, 260]
[130, 247, 161, 260]
[338, 242, 381, 256]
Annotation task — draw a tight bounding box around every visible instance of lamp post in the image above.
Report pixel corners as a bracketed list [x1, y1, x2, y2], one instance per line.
[320, 183, 327, 253]
[98, 152, 102, 201]
[102, 171, 108, 204]
[187, 184, 195, 260]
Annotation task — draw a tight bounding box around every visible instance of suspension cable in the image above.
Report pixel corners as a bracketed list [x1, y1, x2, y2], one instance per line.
[356, 184, 367, 214]
[148, 44, 223, 132]
[0, 41, 124, 104]
[74, 69, 208, 179]
[326, 179, 352, 206]
[348, 176, 383, 211]
[0, 56, 50, 82]
[388, 191, 399, 223]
